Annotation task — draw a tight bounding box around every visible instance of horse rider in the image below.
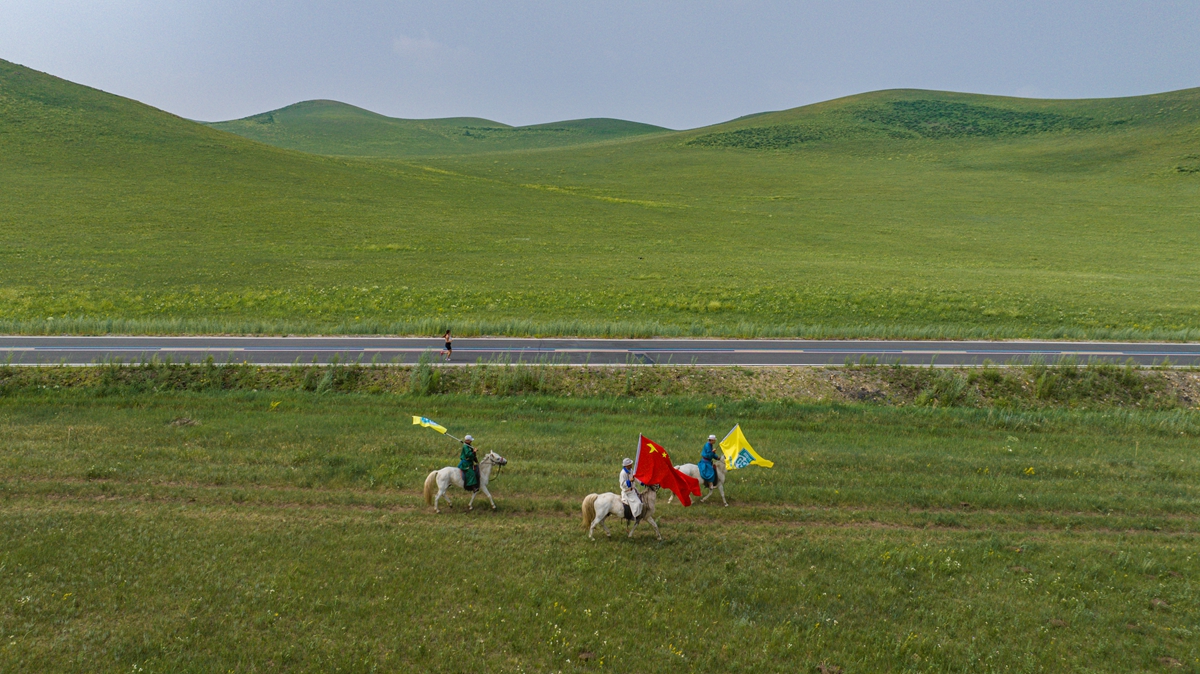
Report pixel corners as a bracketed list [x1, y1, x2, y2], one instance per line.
[619, 458, 642, 519]
[699, 434, 720, 486]
[459, 435, 480, 492]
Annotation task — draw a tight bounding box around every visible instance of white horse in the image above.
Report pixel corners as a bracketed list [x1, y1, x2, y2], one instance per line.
[423, 451, 508, 513]
[668, 459, 727, 506]
[581, 486, 661, 540]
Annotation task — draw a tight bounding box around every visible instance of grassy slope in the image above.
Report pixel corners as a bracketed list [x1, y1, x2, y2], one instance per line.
[423, 87, 1200, 338]
[2, 57, 1200, 338]
[1, 389, 1197, 671]
[206, 99, 671, 157]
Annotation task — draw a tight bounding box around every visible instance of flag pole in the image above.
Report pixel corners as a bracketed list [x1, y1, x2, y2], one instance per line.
[435, 430, 483, 454]
[632, 434, 643, 476]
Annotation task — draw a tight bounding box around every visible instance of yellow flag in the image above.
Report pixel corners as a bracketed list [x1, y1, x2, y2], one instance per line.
[412, 416, 448, 434]
[719, 424, 773, 469]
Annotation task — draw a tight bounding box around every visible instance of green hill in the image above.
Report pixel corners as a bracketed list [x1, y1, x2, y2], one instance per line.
[679, 88, 1200, 149]
[206, 99, 670, 157]
[3, 56, 1200, 339]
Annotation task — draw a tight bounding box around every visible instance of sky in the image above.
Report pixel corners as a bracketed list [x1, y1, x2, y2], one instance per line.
[2, 1, 1198, 129]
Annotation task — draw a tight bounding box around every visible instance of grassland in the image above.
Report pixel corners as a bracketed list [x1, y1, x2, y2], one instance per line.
[1, 379, 1198, 672]
[206, 100, 670, 158]
[3, 58, 1200, 338]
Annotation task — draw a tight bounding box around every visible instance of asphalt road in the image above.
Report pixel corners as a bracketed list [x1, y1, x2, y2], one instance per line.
[3, 336, 1199, 367]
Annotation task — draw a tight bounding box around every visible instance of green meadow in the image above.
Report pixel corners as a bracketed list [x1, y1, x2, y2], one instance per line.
[2, 58, 1200, 338]
[1, 385, 1198, 672]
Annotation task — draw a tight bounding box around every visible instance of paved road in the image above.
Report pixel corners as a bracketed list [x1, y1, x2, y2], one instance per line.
[3, 336, 1199, 366]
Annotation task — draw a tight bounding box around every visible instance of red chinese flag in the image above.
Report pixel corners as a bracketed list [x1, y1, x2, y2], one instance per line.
[634, 435, 702, 506]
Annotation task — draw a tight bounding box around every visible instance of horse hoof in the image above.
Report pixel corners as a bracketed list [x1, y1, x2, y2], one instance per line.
[491, 506, 497, 511]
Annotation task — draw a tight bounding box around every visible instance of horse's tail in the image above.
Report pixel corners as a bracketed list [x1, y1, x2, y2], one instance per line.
[582, 493, 599, 531]
[423, 471, 438, 506]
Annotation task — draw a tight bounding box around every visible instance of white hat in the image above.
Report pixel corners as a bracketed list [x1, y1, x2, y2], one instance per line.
[464, 435, 474, 443]
[622, 458, 633, 467]
[708, 434, 717, 440]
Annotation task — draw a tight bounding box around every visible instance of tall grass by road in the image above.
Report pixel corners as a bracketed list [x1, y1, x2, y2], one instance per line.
[4, 358, 1198, 412]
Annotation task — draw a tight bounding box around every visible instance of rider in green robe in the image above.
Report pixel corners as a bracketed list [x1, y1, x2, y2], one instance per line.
[459, 435, 480, 492]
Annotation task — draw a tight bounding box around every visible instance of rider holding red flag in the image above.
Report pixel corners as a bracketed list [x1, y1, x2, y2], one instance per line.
[633, 435, 701, 506]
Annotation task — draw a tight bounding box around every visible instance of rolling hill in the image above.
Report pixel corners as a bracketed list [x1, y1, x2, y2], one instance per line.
[680, 88, 1172, 147]
[206, 100, 670, 157]
[2, 56, 1199, 339]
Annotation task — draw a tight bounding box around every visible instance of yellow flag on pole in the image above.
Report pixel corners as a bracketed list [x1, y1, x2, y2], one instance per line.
[412, 416, 448, 434]
[719, 424, 774, 469]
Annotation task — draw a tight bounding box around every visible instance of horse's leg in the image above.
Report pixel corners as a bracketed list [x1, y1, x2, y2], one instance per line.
[700, 485, 712, 502]
[590, 513, 606, 540]
[446, 470, 466, 510]
[467, 490, 477, 511]
[627, 517, 639, 538]
[646, 515, 662, 541]
[434, 485, 447, 513]
[479, 485, 496, 510]
[718, 481, 728, 507]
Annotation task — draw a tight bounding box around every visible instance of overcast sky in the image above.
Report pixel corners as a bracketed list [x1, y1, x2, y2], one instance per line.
[2, 1, 1198, 129]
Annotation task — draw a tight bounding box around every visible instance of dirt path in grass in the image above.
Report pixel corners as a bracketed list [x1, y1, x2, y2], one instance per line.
[4, 477, 1198, 537]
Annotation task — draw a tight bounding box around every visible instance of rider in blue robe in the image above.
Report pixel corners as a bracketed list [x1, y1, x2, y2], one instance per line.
[699, 435, 719, 485]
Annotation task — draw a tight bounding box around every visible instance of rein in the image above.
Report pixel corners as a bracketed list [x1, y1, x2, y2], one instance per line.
[481, 453, 507, 480]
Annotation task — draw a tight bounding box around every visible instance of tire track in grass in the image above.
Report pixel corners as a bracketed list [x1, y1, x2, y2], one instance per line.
[4, 485, 1198, 536]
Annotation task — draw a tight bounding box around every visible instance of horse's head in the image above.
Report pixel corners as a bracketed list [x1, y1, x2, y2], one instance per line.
[484, 451, 508, 466]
